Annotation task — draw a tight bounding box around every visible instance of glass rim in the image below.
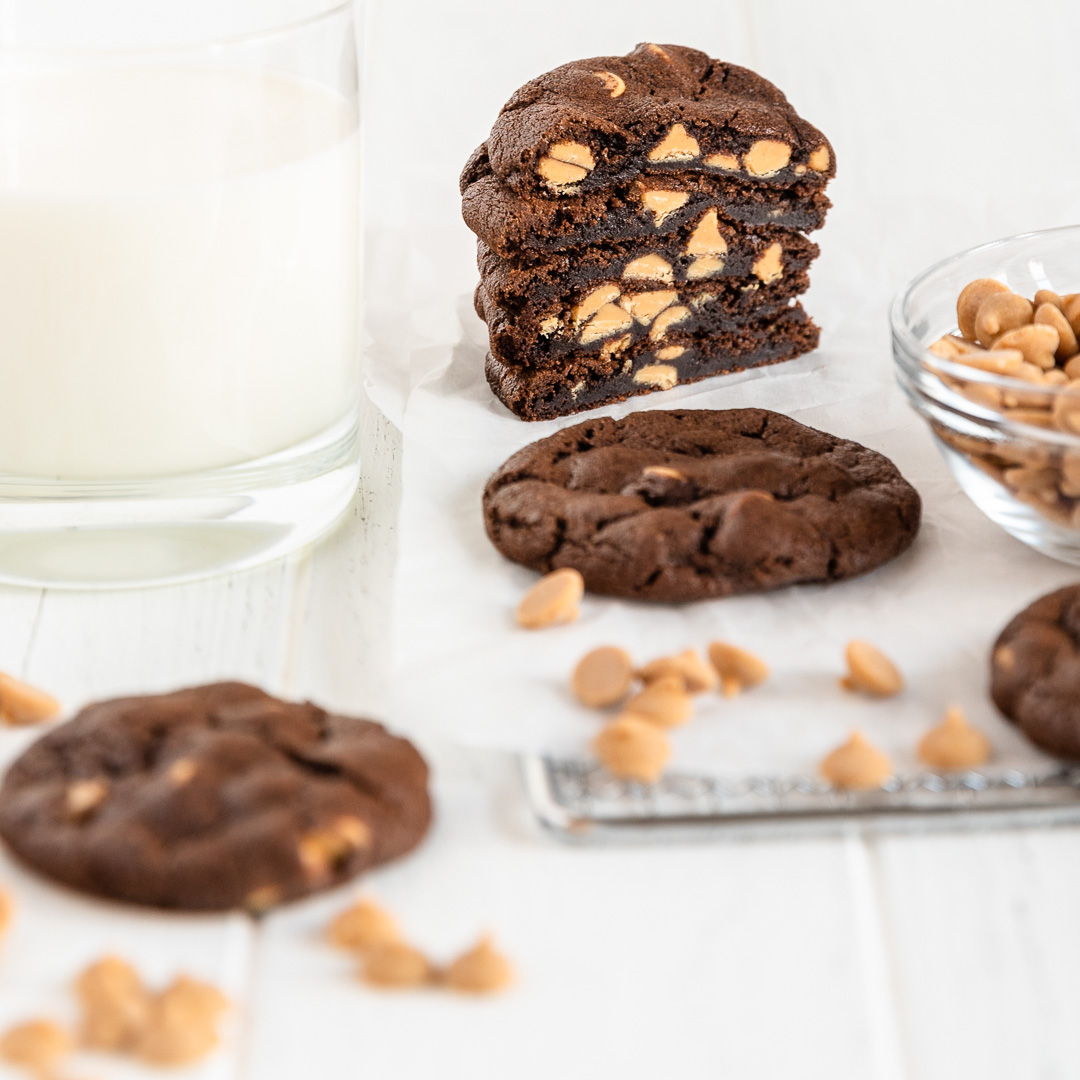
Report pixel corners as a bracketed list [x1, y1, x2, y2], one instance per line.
[0, 0, 354, 59]
[890, 222, 1080, 396]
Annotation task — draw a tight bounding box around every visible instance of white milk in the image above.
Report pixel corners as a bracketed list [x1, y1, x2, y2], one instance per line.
[0, 65, 359, 479]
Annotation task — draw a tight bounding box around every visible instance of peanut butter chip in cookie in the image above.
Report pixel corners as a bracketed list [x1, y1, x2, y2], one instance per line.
[443, 936, 514, 994]
[917, 706, 992, 770]
[328, 898, 402, 953]
[593, 715, 671, 783]
[572, 646, 634, 708]
[516, 568, 584, 629]
[820, 731, 893, 790]
[361, 942, 433, 989]
[841, 640, 904, 697]
[0, 1019, 71, 1072]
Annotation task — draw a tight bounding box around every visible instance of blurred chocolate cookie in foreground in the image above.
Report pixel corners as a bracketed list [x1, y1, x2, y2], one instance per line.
[0, 683, 431, 911]
[460, 43, 835, 419]
[483, 409, 920, 602]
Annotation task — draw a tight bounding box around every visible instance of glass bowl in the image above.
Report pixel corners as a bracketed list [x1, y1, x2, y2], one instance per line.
[892, 224, 1080, 565]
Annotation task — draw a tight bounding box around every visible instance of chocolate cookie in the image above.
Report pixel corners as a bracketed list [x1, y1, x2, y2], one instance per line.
[483, 409, 921, 600]
[991, 585, 1080, 758]
[474, 43, 834, 199]
[0, 683, 431, 911]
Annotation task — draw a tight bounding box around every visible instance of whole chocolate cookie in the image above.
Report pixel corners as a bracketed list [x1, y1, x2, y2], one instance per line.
[483, 409, 921, 601]
[991, 586, 1080, 758]
[0, 683, 431, 911]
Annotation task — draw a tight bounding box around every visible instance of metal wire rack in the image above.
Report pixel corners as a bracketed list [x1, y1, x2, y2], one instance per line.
[522, 756, 1080, 840]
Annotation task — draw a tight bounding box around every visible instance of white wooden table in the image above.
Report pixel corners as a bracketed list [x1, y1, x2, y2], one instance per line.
[4, 2, 1080, 1077]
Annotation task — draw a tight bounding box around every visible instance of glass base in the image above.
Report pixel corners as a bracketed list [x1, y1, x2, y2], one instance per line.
[0, 411, 360, 589]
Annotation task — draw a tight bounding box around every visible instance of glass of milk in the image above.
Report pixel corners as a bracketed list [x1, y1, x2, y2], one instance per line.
[0, 0, 361, 586]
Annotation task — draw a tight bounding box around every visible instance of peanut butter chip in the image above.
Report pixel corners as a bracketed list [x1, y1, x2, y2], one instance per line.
[917, 706, 992, 770]
[1034, 302, 1080, 360]
[362, 942, 433, 989]
[752, 243, 783, 284]
[516, 568, 584, 629]
[593, 715, 671, 783]
[642, 189, 689, 225]
[639, 649, 718, 693]
[298, 815, 372, 880]
[808, 145, 831, 172]
[0, 1019, 71, 1072]
[686, 210, 728, 257]
[820, 731, 893, 790]
[572, 646, 634, 708]
[168, 757, 197, 784]
[593, 70, 625, 97]
[75, 955, 151, 1052]
[648, 123, 700, 162]
[327, 898, 401, 953]
[704, 152, 739, 170]
[975, 292, 1034, 348]
[623, 679, 693, 728]
[443, 936, 514, 994]
[633, 364, 679, 390]
[842, 640, 904, 697]
[0, 671, 61, 726]
[687, 255, 724, 280]
[744, 139, 792, 177]
[137, 976, 230, 1066]
[65, 778, 108, 820]
[648, 305, 690, 341]
[622, 254, 673, 283]
[0, 888, 12, 938]
[707, 642, 770, 697]
[538, 142, 595, 189]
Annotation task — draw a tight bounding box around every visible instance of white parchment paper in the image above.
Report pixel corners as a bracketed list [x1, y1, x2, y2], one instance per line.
[371, 193, 1080, 781]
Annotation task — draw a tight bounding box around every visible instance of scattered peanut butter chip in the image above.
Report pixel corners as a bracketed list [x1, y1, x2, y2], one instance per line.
[820, 730, 893, 791]
[75, 955, 151, 1052]
[443, 936, 514, 994]
[0, 1019, 71, 1072]
[639, 649, 717, 693]
[917, 706, 992, 770]
[516, 568, 584, 629]
[571, 646, 634, 708]
[361, 942, 433, 989]
[593, 715, 671, 783]
[623, 680, 693, 728]
[0, 671, 61, 726]
[707, 642, 770, 697]
[136, 976, 229, 1066]
[328, 898, 401, 953]
[842, 640, 904, 697]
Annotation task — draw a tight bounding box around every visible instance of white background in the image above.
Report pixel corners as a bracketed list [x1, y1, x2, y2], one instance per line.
[4, 1, 1080, 1078]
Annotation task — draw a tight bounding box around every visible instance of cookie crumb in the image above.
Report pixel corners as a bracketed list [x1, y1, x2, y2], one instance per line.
[75, 955, 150, 1052]
[707, 642, 770, 697]
[593, 715, 671, 783]
[841, 640, 904, 697]
[516, 568, 584, 629]
[820, 730, 893, 790]
[443, 936, 514, 994]
[328, 898, 401, 953]
[361, 942, 433, 989]
[0, 1018, 71, 1073]
[917, 706, 992, 770]
[571, 647, 634, 708]
[0, 671, 61, 726]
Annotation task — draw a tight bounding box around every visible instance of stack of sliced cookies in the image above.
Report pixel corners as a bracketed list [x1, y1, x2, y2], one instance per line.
[460, 42, 836, 420]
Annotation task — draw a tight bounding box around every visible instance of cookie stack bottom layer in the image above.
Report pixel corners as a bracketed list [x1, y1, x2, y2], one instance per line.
[486, 303, 818, 421]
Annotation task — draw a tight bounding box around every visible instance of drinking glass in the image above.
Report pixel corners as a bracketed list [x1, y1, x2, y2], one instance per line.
[0, 0, 362, 586]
